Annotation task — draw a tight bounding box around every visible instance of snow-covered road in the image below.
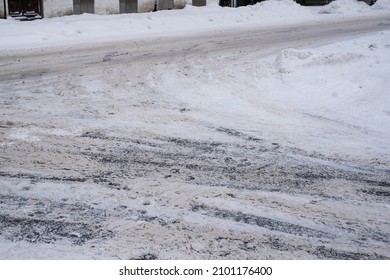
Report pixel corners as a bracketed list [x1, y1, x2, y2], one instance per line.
[1, 1, 390, 260]
[2, 15, 390, 80]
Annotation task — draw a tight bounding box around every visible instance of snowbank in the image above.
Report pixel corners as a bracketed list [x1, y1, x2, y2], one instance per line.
[0, 0, 388, 50]
[252, 0, 315, 20]
[319, 0, 371, 14]
[373, 0, 390, 10]
[0, 0, 316, 50]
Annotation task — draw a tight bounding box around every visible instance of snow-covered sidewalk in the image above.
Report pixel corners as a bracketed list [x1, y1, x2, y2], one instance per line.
[0, 0, 389, 50]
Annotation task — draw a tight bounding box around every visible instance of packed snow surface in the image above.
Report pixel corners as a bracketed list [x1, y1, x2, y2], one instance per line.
[0, 0, 390, 260]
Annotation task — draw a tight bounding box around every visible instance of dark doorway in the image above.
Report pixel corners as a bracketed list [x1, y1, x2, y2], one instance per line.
[8, 0, 42, 17]
[120, 0, 137, 13]
[73, 0, 94, 15]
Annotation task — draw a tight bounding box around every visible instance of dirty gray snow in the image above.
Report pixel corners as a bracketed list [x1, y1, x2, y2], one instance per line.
[1, 7, 390, 259]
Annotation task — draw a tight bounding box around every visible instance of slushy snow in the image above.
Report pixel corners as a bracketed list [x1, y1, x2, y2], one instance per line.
[0, 0, 389, 261]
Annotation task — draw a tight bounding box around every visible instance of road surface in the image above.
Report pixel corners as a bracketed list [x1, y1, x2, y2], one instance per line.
[0, 15, 389, 259]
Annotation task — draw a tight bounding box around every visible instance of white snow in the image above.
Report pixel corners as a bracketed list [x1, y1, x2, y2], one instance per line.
[373, 0, 390, 10]
[319, 0, 371, 14]
[147, 30, 390, 158]
[0, 0, 390, 260]
[0, 0, 388, 50]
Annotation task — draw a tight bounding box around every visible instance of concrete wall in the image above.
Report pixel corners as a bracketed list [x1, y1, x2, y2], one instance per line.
[186, 0, 206, 6]
[191, 0, 206, 7]
[173, 0, 186, 9]
[43, 0, 125, 17]
[43, 0, 73, 18]
[94, 0, 186, 15]
[0, 2, 4, 19]
[138, 0, 187, 13]
[138, 0, 155, 13]
[95, 0, 119, 14]
[0, 0, 187, 18]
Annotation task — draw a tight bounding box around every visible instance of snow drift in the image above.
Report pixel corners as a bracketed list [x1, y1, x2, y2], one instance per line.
[319, 0, 371, 14]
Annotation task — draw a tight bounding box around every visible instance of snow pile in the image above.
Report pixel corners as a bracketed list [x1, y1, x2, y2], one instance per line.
[319, 0, 371, 14]
[251, 0, 315, 20]
[373, 0, 390, 10]
[271, 32, 390, 135]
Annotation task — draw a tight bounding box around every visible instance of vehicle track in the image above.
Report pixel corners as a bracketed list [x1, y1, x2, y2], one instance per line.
[0, 15, 389, 259]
